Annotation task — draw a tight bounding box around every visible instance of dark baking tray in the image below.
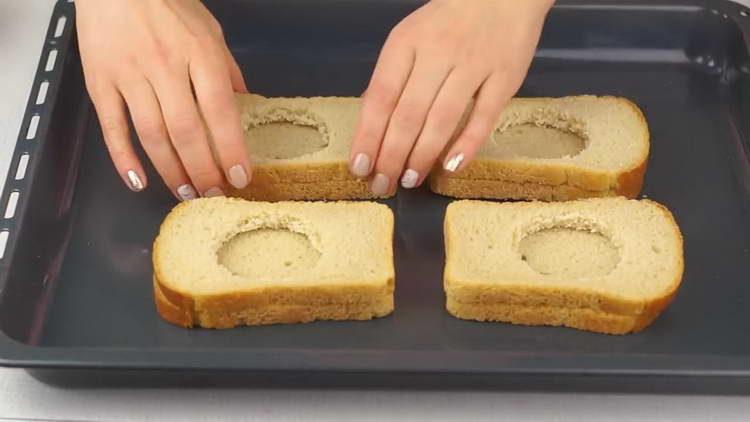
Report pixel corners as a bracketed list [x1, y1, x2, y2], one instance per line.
[1, 0, 750, 393]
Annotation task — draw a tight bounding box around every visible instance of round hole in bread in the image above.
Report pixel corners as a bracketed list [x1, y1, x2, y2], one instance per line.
[518, 223, 620, 279]
[244, 108, 329, 160]
[217, 227, 321, 278]
[485, 110, 588, 159]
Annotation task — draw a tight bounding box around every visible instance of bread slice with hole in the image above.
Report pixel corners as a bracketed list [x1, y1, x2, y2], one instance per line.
[152, 197, 394, 328]
[430, 96, 649, 201]
[229, 94, 389, 201]
[444, 197, 683, 334]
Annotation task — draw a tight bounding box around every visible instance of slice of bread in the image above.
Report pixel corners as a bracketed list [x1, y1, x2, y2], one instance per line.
[443, 197, 683, 334]
[431, 96, 649, 201]
[152, 197, 394, 328]
[230, 94, 390, 201]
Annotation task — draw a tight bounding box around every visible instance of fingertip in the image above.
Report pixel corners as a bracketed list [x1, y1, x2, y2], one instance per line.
[125, 169, 146, 192]
[175, 183, 198, 201]
[370, 172, 391, 196]
[400, 168, 419, 189]
[350, 152, 372, 178]
[227, 163, 250, 189]
[443, 152, 465, 173]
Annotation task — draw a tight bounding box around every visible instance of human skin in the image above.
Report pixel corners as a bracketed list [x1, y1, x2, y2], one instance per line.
[75, 0, 554, 199]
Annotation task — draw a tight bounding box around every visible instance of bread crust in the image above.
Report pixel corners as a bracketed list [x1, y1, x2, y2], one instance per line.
[445, 297, 669, 335]
[431, 96, 650, 201]
[229, 177, 388, 201]
[152, 200, 395, 328]
[443, 199, 684, 335]
[429, 177, 615, 201]
[154, 275, 394, 328]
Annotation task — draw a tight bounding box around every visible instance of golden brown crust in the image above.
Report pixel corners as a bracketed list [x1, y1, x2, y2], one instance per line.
[431, 96, 649, 201]
[151, 200, 196, 327]
[153, 274, 394, 328]
[446, 298, 640, 335]
[154, 277, 194, 327]
[446, 286, 677, 335]
[430, 160, 647, 201]
[151, 200, 396, 328]
[229, 178, 390, 201]
[443, 198, 684, 334]
[429, 176, 615, 201]
[614, 97, 650, 198]
[249, 162, 355, 184]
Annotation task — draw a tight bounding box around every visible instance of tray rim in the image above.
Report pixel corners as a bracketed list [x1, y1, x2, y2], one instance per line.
[2, 0, 750, 390]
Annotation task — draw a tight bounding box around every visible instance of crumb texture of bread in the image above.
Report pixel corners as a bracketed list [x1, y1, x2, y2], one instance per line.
[431, 96, 649, 201]
[443, 197, 683, 334]
[152, 197, 395, 328]
[229, 94, 390, 201]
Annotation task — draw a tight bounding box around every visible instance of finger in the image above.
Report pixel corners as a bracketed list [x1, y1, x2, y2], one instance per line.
[190, 48, 252, 190]
[91, 83, 147, 192]
[371, 57, 452, 195]
[442, 72, 510, 173]
[349, 30, 415, 178]
[225, 48, 248, 94]
[189, 2, 248, 94]
[149, 67, 226, 197]
[119, 77, 197, 201]
[402, 70, 486, 188]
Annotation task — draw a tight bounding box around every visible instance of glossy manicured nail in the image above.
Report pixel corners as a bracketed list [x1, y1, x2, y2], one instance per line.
[371, 173, 390, 196]
[227, 164, 249, 189]
[126, 170, 144, 192]
[176, 184, 197, 201]
[350, 153, 372, 177]
[444, 153, 465, 172]
[203, 187, 224, 198]
[401, 169, 419, 189]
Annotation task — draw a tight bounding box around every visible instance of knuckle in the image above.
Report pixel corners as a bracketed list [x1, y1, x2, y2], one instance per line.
[85, 75, 110, 99]
[200, 89, 231, 112]
[192, 31, 221, 54]
[135, 116, 164, 142]
[391, 106, 423, 132]
[105, 142, 130, 162]
[148, 39, 178, 69]
[99, 114, 124, 137]
[366, 80, 400, 111]
[207, 17, 224, 38]
[167, 113, 201, 138]
[387, 22, 409, 43]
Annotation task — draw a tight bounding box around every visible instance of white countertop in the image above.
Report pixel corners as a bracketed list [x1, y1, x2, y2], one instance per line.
[2, 1, 750, 421]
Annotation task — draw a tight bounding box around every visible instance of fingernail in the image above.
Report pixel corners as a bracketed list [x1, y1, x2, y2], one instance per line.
[203, 187, 224, 198]
[126, 170, 144, 192]
[227, 164, 249, 189]
[350, 153, 372, 177]
[176, 184, 197, 201]
[401, 169, 419, 189]
[371, 173, 390, 196]
[444, 153, 465, 172]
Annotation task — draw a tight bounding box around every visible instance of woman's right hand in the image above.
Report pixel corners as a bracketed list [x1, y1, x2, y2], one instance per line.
[76, 0, 251, 200]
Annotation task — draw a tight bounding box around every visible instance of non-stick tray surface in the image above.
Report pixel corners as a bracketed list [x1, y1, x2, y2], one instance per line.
[1, 0, 750, 392]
